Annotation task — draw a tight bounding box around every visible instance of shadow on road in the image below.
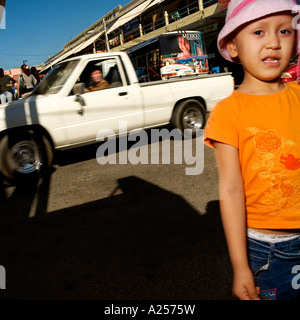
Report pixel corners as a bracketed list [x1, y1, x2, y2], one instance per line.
[0, 175, 232, 300]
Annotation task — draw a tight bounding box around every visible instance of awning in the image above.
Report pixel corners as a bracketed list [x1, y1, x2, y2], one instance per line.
[73, 30, 104, 54]
[42, 31, 104, 71]
[42, 47, 76, 71]
[126, 36, 159, 53]
[107, 0, 163, 34]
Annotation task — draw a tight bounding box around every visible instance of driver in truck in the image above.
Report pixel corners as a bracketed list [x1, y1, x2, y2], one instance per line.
[85, 67, 109, 92]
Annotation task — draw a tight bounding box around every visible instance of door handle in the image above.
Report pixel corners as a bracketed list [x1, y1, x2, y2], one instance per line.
[118, 92, 128, 96]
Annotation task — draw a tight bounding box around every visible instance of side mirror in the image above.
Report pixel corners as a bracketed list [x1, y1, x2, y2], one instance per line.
[73, 82, 85, 95]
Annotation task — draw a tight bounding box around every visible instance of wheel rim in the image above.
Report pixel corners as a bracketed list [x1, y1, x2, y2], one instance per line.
[182, 106, 204, 130]
[10, 140, 42, 174]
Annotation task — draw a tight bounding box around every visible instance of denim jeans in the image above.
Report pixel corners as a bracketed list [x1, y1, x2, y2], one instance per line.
[247, 237, 300, 300]
[0, 90, 13, 104]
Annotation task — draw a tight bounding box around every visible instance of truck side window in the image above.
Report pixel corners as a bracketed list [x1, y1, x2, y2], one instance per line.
[105, 65, 122, 88]
[79, 58, 123, 92]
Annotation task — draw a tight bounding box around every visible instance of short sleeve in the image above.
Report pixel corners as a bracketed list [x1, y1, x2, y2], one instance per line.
[204, 95, 240, 149]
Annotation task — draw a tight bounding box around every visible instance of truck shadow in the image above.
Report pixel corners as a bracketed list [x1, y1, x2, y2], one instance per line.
[0, 171, 51, 221]
[54, 125, 175, 167]
[0, 175, 232, 300]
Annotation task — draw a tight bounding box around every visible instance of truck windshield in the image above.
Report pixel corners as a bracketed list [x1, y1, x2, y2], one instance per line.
[32, 60, 79, 95]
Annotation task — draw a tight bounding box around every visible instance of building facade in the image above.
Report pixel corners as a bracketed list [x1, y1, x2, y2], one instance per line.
[42, 0, 231, 73]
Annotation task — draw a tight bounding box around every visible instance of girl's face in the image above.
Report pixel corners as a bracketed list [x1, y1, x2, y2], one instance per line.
[226, 14, 296, 86]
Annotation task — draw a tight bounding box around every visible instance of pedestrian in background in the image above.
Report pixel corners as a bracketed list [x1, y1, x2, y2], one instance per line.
[204, 0, 300, 300]
[0, 67, 13, 104]
[10, 78, 18, 100]
[17, 64, 37, 98]
[30, 66, 41, 85]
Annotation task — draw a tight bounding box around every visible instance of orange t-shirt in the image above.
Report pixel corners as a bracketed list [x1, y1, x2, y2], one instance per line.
[204, 82, 300, 229]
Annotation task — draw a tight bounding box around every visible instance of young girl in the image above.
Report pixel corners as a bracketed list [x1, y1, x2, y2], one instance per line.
[204, 0, 300, 300]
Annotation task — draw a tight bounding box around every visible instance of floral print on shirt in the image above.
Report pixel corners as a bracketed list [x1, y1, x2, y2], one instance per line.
[247, 127, 299, 213]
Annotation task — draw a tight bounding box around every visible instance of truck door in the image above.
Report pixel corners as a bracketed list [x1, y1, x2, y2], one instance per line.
[61, 56, 143, 145]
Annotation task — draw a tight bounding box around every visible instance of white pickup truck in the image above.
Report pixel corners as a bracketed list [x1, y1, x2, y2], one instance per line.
[0, 52, 233, 182]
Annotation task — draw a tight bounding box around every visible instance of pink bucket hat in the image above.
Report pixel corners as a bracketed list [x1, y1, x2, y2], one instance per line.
[218, 0, 299, 62]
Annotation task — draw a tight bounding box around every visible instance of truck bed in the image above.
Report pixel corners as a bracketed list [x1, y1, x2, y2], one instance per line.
[139, 72, 233, 87]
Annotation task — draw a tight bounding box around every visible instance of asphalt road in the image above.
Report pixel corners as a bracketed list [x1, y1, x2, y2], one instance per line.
[0, 135, 233, 301]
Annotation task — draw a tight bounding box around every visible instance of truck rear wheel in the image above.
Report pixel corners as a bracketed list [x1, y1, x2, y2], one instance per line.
[171, 99, 206, 136]
[0, 131, 53, 183]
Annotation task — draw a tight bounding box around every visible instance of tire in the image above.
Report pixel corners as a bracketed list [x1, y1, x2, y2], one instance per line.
[171, 99, 206, 136]
[0, 131, 53, 183]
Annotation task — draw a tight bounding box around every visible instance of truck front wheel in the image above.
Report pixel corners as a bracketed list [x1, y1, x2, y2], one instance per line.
[171, 99, 206, 136]
[0, 131, 53, 183]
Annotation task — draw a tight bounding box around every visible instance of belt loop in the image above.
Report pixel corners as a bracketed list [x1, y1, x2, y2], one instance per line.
[270, 243, 275, 258]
